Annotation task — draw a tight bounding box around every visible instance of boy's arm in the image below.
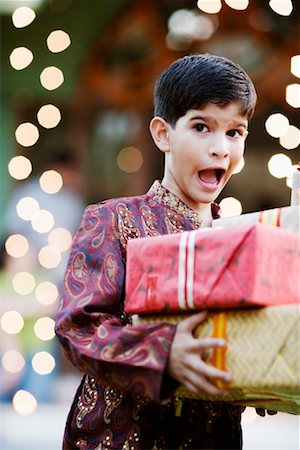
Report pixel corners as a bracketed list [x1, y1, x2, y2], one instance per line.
[55, 203, 177, 402]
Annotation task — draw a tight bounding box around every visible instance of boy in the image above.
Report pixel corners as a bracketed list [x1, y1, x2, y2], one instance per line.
[56, 54, 257, 449]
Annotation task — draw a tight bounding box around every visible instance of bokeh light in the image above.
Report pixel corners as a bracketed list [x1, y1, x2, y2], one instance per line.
[193, 15, 217, 41]
[232, 157, 245, 174]
[34, 317, 56, 341]
[46, 30, 71, 53]
[31, 351, 56, 375]
[224, 0, 249, 10]
[15, 122, 39, 147]
[1, 311, 24, 335]
[2, 349, 25, 373]
[37, 104, 61, 128]
[31, 209, 55, 233]
[219, 197, 242, 217]
[8, 155, 32, 180]
[117, 147, 143, 173]
[268, 153, 292, 178]
[167, 9, 217, 45]
[38, 245, 62, 268]
[265, 113, 289, 138]
[48, 227, 73, 251]
[35, 281, 58, 305]
[5, 234, 29, 258]
[197, 0, 222, 14]
[279, 125, 300, 150]
[291, 55, 300, 78]
[168, 9, 197, 43]
[9, 47, 34, 70]
[40, 66, 64, 90]
[12, 7, 36, 28]
[12, 271, 36, 295]
[39, 170, 63, 194]
[16, 196, 40, 221]
[12, 390, 37, 416]
[286, 84, 300, 108]
[269, 0, 293, 16]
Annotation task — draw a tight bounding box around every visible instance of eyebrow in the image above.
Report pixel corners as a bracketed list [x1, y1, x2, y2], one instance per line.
[190, 115, 248, 129]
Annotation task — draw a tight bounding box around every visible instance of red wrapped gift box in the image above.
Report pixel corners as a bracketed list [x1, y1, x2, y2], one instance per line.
[125, 224, 300, 314]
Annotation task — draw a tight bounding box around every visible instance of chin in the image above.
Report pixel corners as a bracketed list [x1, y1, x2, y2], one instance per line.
[197, 194, 218, 205]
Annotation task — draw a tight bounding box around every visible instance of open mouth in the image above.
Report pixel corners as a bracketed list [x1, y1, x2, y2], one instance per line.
[198, 168, 225, 185]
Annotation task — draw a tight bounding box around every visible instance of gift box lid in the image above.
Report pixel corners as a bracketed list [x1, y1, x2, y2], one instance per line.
[125, 224, 300, 314]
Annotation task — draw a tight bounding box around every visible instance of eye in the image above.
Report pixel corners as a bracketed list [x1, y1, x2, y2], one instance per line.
[194, 123, 208, 133]
[227, 129, 242, 138]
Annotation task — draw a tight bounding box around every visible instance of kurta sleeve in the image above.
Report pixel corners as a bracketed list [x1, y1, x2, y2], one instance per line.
[55, 203, 177, 402]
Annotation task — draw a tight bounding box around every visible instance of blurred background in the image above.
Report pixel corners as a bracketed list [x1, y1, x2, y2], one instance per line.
[0, 0, 299, 448]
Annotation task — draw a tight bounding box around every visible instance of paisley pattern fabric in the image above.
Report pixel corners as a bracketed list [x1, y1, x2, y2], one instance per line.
[56, 181, 242, 449]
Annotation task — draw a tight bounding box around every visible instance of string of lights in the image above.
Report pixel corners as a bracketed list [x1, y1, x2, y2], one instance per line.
[3, 4, 72, 417]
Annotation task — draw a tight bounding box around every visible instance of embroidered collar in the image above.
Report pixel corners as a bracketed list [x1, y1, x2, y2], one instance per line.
[148, 180, 220, 227]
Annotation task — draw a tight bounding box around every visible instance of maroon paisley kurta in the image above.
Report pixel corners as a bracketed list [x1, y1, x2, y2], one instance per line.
[56, 181, 242, 450]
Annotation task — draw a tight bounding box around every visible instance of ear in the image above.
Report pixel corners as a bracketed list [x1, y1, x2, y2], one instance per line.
[149, 116, 171, 153]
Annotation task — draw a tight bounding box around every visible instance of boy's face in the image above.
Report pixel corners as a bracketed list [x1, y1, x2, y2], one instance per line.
[154, 102, 248, 214]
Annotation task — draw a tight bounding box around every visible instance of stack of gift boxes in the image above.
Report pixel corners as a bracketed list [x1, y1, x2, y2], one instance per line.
[124, 169, 300, 415]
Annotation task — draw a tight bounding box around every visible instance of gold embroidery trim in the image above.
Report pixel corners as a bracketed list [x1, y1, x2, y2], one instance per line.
[76, 375, 98, 428]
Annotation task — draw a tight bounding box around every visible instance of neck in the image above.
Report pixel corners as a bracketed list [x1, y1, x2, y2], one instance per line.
[161, 178, 213, 224]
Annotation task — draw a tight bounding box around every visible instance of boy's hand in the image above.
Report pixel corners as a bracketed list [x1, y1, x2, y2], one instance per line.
[255, 408, 277, 416]
[167, 311, 231, 396]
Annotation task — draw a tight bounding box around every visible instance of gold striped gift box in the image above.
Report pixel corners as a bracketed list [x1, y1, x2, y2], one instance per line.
[212, 205, 299, 234]
[137, 304, 300, 414]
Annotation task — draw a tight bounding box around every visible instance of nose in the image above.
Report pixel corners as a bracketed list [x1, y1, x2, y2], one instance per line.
[209, 133, 229, 159]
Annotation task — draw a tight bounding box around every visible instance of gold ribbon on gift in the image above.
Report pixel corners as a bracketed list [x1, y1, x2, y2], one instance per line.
[212, 312, 228, 389]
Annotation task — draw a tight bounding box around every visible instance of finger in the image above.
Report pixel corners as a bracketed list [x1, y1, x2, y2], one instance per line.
[196, 377, 226, 396]
[193, 337, 227, 350]
[182, 373, 228, 397]
[267, 410, 277, 415]
[178, 311, 208, 334]
[198, 360, 232, 383]
[255, 408, 266, 416]
[185, 355, 231, 384]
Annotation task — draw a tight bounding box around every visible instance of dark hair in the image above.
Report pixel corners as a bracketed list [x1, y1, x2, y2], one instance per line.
[154, 53, 257, 126]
